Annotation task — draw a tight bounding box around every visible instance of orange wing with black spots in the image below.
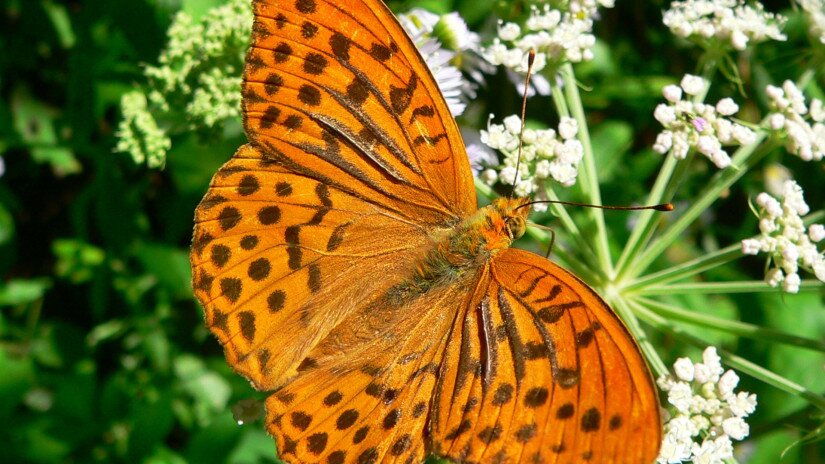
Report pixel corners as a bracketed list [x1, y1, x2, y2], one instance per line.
[242, 0, 475, 224]
[430, 249, 661, 463]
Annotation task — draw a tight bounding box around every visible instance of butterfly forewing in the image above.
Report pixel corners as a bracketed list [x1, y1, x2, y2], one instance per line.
[243, 0, 475, 224]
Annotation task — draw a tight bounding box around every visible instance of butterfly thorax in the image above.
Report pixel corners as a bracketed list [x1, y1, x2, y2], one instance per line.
[389, 197, 531, 304]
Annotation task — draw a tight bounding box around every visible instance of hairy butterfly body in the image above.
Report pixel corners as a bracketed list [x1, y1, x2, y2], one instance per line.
[190, 0, 662, 462]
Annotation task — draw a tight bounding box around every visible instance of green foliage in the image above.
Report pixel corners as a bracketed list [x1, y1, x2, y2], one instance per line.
[0, 0, 823, 462]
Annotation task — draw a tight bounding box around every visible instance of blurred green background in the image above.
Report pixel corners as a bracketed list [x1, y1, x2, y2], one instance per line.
[1, 0, 823, 463]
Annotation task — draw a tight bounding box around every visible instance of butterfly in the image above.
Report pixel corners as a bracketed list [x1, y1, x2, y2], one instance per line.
[190, 0, 662, 462]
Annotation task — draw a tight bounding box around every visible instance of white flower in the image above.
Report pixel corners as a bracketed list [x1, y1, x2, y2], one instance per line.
[481, 1, 614, 78]
[480, 115, 583, 194]
[652, 76, 752, 168]
[663, 84, 683, 103]
[745, 182, 825, 292]
[674, 357, 695, 381]
[658, 347, 757, 464]
[498, 22, 521, 41]
[765, 80, 825, 162]
[663, 0, 787, 51]
[809, 224, 825, 242]
[715, 97, 739, 116]
[680, 74, 707, 95]
[558, 117, 579, 139]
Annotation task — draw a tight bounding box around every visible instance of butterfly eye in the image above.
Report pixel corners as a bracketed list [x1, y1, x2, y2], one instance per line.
[506, 216, 526, 240]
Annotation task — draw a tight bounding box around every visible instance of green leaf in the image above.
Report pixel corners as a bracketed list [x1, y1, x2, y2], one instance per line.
[133, 242, 191, 299]
[10, 85, 80, 175]
[591, 120, 633, 183]
[0, 278, 51, 306]
[228, 428, 278, 464]
[0, 347, 36, 419]
[53, 239, 105, 284]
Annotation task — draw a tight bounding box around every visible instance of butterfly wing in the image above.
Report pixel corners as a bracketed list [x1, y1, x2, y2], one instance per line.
[430, 248, 662, 463]
[192, 0, 474, 391]
[263, 278, 477, 464]
[243, 0, 475, 223]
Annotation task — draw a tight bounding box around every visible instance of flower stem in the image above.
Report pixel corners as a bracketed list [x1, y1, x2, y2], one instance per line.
[638, 297, 825, 352]
[638, 280, 823, 295]
[613, 298, 668, 377]
[615, 154, 678, 280]
[625, 136, 771, 280]
[624, 243, 742, 292]
[558, 64, 613, 276]
[632, 301, 825, 411]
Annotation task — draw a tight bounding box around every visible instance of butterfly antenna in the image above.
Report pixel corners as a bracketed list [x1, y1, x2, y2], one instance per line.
[518, 199, 674, 212]
[510, 50, 537, 198]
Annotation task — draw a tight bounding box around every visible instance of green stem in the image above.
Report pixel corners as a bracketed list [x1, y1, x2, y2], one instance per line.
[615, 154, 679, 280]
[559, 64, 613, 276]
[625, 136, 770, 280]
[612, 298, 668, 377]
[624, 243, 741, 292]
[638, 297, 825, 352]
[632, 301, 825, 411]
[639, 280, 823, 295]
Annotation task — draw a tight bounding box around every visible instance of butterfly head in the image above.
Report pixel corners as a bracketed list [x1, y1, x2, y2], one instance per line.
[478, 197, 532, 251]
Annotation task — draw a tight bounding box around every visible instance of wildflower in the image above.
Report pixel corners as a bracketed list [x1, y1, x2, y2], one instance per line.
[479, 115, 583, 211]
[481, 2, 614, 94]
[652, 75, 756, 168]
[663, 0, 786, 51]
[765, 80, 825, 162]
[116, 0, 252, 167]
[798, 0, 825, 44]
[741, 180, 825, 292]
[399, 9, 485, 115]
[657, 347, 757, 464]
[116, 92, 172, 168]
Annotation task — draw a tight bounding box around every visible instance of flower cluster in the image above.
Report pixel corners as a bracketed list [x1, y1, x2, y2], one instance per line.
[663, 0, 786, 51]
[741, 180, 825, 293]
[478, 115, 583, 210]
[765, 80, 825, 162]
[657, 347, 757, 464]
[398, 9, 484, 116]
[652, 75, 756, 168]
[798, 0, 825, 44]
[116, 0, 252, 167]
[116, 92, 172, 168]
[482, 2, 614, 94]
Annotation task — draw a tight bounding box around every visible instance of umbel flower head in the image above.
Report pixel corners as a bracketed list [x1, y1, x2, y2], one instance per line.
[765, 80, 825, 162]
[478, 115, 583, 211]
[652, 74, 756, 168]
[115, 0, 252, 167]
[481, 2, 614, 95]
[657, 347, 757, 464]
[741, 180, 825, 293]
[797, 0, 825, 45]
[663, 0, 786, 51]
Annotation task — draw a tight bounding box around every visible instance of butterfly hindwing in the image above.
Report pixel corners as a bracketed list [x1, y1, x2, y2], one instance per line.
[192, 144, 439, 390]
[264, 282, 467, 464]
[431, 248, 661, 463]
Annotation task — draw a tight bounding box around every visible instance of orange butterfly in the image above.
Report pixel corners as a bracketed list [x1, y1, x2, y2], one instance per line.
[190, 0, 662, 462]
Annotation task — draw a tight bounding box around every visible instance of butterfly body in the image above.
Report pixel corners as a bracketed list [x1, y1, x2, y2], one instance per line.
[191, 0, 661, 462]
[392, 198, 531, 304]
